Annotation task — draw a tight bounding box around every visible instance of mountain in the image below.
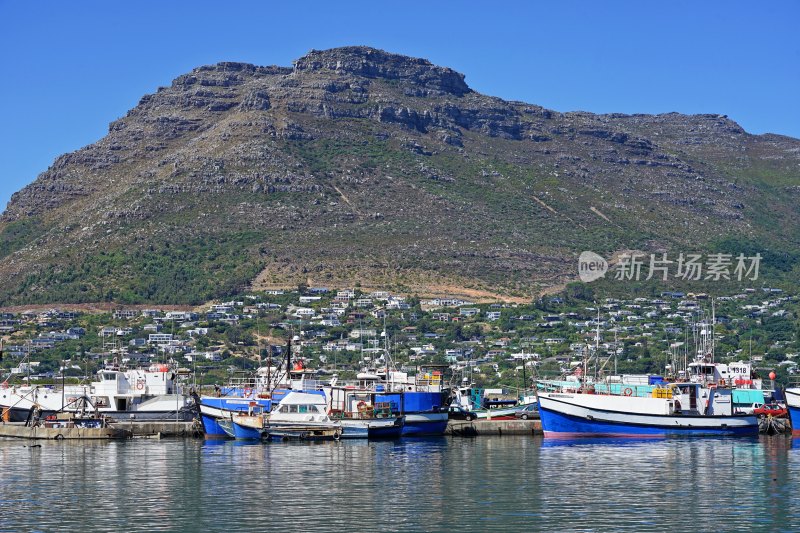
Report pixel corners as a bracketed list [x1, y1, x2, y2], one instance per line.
[1, 46, 799, 305]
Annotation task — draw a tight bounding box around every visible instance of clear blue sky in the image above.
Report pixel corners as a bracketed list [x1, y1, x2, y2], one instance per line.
[1, 1, 798, 212]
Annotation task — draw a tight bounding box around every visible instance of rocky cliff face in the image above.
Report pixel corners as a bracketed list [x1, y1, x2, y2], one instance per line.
[1, 46, 798, 304]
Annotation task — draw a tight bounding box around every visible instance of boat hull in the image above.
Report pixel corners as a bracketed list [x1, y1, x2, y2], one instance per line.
[339, 424, 369, 439]
[338, 417, 404, 439]
[264, 425, 342, 441]
[401, 412, 448, 436]
[216, 418, 236, 439]
[198, 397, 271, 438]
[214, 417, 264, 440]
[232, 421, 263, 440]
[539, 394, 758, 438]
[785, 388, 800, 436]
[368, 420, 403, 439]
[201, 414, 229, 438]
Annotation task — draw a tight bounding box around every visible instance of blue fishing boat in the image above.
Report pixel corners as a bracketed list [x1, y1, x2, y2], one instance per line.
[226, 404, 268, 440]
[326, 386, 404, 438]
[785, 387, 800, 436]
[349, 325, 450, 436]
[539, 383, 758, 438]
[365, 367, 449, 436]
[198, 395, 272, 438]
[374, 390, 448, 436]
[198, 352, 326, 438]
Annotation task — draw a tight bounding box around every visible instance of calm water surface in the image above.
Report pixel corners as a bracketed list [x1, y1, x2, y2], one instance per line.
[1, 435, 798, 532]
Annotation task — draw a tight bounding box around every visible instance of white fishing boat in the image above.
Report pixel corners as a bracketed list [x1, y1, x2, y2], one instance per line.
[0, 365, 193, 422]
[263, 391, 342, 440]
[538, 382, 759, 438]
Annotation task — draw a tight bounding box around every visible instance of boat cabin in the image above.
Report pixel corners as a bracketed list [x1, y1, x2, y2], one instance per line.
[270, 392, 331, 424]
[688, 361, 761, 389]
[671, 383, 734, 416]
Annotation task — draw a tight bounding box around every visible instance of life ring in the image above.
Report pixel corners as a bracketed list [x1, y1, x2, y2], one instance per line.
[136, 381, 144, 391]
[357, 401, 368, 411]
[719, 379, 726, 387]
[623, 388, 633, 397]
[244, 388, 253, 397]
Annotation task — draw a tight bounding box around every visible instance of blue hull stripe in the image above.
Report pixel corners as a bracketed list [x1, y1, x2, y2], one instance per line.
[540, 406, 758, 437]
[201, 414, 230, 438]
[369, 426, 403, 439]
[789, 405, 800, 435]
[401, 420, 448, 436]
[232, 422, 262, 440]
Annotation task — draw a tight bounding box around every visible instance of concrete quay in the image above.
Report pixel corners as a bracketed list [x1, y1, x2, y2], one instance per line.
[102, 419, 541, 439]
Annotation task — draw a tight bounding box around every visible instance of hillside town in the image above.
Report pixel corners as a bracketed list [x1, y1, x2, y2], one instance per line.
[2, 285, 797, 390]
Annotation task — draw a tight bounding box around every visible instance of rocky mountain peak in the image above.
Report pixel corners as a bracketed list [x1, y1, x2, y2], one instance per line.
[293, 46, 471, 95]
[1, 46, 798, 306]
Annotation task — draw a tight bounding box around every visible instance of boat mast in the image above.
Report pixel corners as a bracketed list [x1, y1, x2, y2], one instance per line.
[26, 340, 31, 386]
[522, 349, 527, 398]
[62, 347, 65, 411]
[684, 325, 688, 378]
[285, 336, 293, 389]
[711, 299, 716, 364]
[595, 306, 600, 379]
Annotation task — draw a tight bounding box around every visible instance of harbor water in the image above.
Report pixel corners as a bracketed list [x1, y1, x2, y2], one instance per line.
[1, 435, 798, 532]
